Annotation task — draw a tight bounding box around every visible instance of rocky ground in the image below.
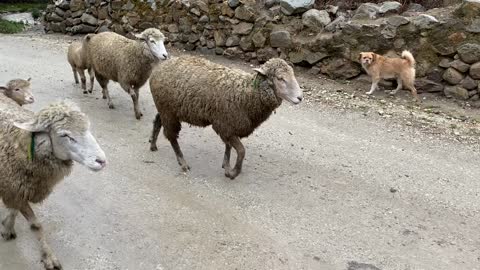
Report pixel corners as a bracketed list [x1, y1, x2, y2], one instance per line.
[0, 31, 479, 270]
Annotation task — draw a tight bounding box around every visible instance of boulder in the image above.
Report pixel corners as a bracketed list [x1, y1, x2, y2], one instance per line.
[71, 24, 96, 34]
[426, 67, 445, 83]
[214, 31, 226, 46]
[461, 76, 478, 90]
[470, 62, 480, 79]
[232, 22, 253, 35]
[450, 60, 470, 73]
[466, 18, 480, 33]
[70, 0, 85, 12]
[235, 5, 255, 22]
[81, 13, 98, 26]
[239, 36, 254, 51]
[438, 58, 452, 68]
[378, 1, 402, 15]
[56, 0, 70, 10]
[457, 43, 480, 64]
[443, 67, 465, 84]
[47, 13, 64, 22]
[288, 49, 328, 65]
[411, 14, 439, 30]
[302, 9, 331, 30]
[226, 36, 240, 47]
[257, 47, 279, 62]
[406, 3, 425, 12]
[49, 22, 66, 33]
[252, 31, 266, 48]
[352, 3, 380, 20]
[54, 8, 65, 17]
[221, 3, 235, 17]
[270, 30, 292, 48]
[325, 15, 346, 32]
[455, 0, 480, 19]
[387, 16, 410, 27]
[199, 15, 209, 23]
[279, 0, 315, 15]
[415, 78, 444, 93]
[97, 6, 108, 20]
[228, 0, 240, 8]
[444, 85, 469, 100]
[320, 58, 361, 79]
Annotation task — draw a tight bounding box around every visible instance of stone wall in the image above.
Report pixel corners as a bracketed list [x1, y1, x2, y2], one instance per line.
[43, 0, 480, 100]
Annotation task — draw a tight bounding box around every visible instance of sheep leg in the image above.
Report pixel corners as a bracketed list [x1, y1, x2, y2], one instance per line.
[1, 208, 18, 240]
[20, 203, 62, 270]
[164, 119, 190, 172]
[131, 88, 142, 120]
[221, 143, 232, 169]
[71, 66, 79, 84]
[96, 75, 113, 108]
[78, 69, 87, 94]
[87, 68, 94, 94]
[149, 113, 162, 151]
[224, 136, 245, 180]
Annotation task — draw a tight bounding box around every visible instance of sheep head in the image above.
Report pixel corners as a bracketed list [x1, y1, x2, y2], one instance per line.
[1, 78, 34, 105]
[135, 28, 168, 60]
[14, 100, 107, 171]
[254, 58, 303, 105]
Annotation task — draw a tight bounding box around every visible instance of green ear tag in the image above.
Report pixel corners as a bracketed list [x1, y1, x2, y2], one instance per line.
[252, 74, 260, 90]
[28, 132, 34, 161]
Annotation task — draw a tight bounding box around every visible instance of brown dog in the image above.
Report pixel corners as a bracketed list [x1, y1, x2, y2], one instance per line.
[359, 50, 418, 101]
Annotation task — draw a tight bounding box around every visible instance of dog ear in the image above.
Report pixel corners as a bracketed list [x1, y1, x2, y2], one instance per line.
[358, 53, 362, 61]
[372, 53, 377, 63]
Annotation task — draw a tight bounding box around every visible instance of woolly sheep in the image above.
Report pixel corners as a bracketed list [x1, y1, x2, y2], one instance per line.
[0, 99, 107, 270]
[84, 28, 168, 119]
[67, 40, 94, 94]
[149, 56, 303, 179]
[0, 78, 34, 106]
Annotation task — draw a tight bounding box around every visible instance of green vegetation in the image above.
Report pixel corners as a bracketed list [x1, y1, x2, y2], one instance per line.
[0, 19, 25, 34]
[0, 3, 47, 13]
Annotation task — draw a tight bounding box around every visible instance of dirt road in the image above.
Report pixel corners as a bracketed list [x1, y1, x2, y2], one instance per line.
[0, 33, 479, 270]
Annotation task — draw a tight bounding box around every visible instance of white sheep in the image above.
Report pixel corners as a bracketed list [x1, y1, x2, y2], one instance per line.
[0, 78, 34, 105]
[0, 99, 107, 270]
[67, 40, 94, 94]
[83, 28, 168, 119]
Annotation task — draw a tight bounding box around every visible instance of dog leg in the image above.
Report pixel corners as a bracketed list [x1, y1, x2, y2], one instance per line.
[390, 77, 403, 95]
[366, 80, 379, 95]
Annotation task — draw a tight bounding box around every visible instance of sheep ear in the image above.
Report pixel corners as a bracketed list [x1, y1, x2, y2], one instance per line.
[134, 33, 146, 40]
[27, 77, 31, 82]
[0, 86, 7, 93]
[13, 120, 48, 132]
[253, 67, 267, 75]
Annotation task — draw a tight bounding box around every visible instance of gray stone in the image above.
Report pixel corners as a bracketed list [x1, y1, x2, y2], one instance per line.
[72, 18, 82, 25]
[320, 58, 361, 79]
[457, 43, 480, 64]
[228, 0, 240, 8]
[279, 0, 314, 15]
[426, 67, 444, 83]
[302, 9, 331, 29]
[439, 58, 452, 68]
[379, 1, 402, 15]
[257, 47, 279, 62]
[265, 0, 278, 8]
[232, 22, 253, 35]
[122, 0, 135, 11]
[47, 13, 64, 22]
[412, 14, 439, 30]
[252, 31, 266, 48]
[469, 62, 480, 79]
[96, 25, 110, 33]
[381, 25, 397, 39]
[207, 40, 216, 49]
[56, 0, 70, 10]
[352, 3, 380, 20]
[443, 68, 465, 84]
[55, 8, 65, 17]
[444, 85, 469, 100]
[214, 31, 226, 46]
[270, 30, 292, 48]
[469, 90, 478, 97]
[224, 47, 242, 58]
[415, 78, 444, 93]
[461, 76, 477, 90]
[188, 34, 200, 43]
[325, 5, 338, 15]
[455, 0, 480, 19]
[406, 3, 425, 12]
[239, 36, 254, 51]
[72, 10, 84, 18]
[71, 24, 96, 34]
[235, 5, 255, 22]
[466, 18, 480, 33]
[387, 15, 410, 27]
[226, 36, 240, 47]
[65, 18, 74, 27]
[49, 22, 66, 33]
[185, 43, 196, 51]
[190, 8, 201, 16]
[97, 6, 108, 20]
[215, 47, 224, 55]
[288, 49, 328, 65]
[450, 60, 470, 73]
[81, 13, 98, 26]
[325, 15, 346, 32]
[70, 0, 85, 12]
[168, 24, 179, 33]
[199, 15, 209, 23]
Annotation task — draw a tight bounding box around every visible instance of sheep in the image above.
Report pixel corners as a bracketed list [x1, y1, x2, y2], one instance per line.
[149, 56, 303, 179]
[0, 99, 107, 270]
[67, 40, 94, 94]
[0, 78, 34, 106]
[83, 28, 169, 120]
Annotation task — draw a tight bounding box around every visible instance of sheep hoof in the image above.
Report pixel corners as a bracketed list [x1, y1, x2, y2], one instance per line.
[88, 90, 93, 94]
[225, 168, 239, 180]
[108, 103, 115, 109]
[42, 254, 62, 270]
[102, 95, 107, 99]
[83, 90, 88, 94]
[1, 230, 16, 241]
[181, 165, 190, 172]
[150, 145, 158, 152]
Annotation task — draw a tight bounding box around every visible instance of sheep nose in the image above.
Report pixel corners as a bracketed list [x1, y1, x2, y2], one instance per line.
[162, 53, 168, 59]
[95, 158, 107, 168]
[298, 96, 303, 101]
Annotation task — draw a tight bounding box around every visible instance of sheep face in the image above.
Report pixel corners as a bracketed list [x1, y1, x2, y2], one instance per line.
[254, 59, 303, 105]
[1, 78, 34, 105]
[135, 28, 168, 60]
[14, 102, 107, 171]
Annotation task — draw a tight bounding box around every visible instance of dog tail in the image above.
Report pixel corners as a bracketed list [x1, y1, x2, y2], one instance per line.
[402, 50, 415, 67]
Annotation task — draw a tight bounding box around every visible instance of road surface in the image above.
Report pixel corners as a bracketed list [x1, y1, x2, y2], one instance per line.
[0, 34, 479, 270]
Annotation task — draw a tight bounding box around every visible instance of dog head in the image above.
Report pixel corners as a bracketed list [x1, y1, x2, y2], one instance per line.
[359, 52, 376, 65]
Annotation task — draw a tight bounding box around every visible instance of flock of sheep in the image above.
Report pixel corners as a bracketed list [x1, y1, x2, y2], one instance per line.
[0, 27, 303, 269]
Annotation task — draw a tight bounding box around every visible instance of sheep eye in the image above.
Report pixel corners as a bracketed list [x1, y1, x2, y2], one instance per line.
[150, 40, 156, 44]
[60, 134, 76, 143]
[15, 88, 20, 91]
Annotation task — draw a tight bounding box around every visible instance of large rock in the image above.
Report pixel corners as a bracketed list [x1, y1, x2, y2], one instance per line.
[239, 36, 254, 51]
[461, 76, 478, 90]
[252, 31, 266, 48]
[55, 0, 70, 10]
[450, 60, 470, 73]
[320, 58, 361, 79]
[379, 1, 402, 15]
[466, 18, 480, 33]
[97, 6, 109, 20]
[411, 14, 439, 30]
[457, 43, 480, 64]
[443, 67, 465, 84]
[49, 22, 66, 33]
[325, 15, 346, 32]
[235, 5, 255, 22]
[228, 0, 240, 8]
[387, 15, 410, 27]
[270, 30, 292, 48]
[444, 85, 469, 100]
[47, 13, 64, 22]
[232, 22, 253, 35]
[214, 30, 226, 46]
[226, 35, 240, 47]
[81, 13, 98, 26]
[302, 9, 331, 30]
[54, 7, 65, 17]
[415, 78, 444, 93]
[257, 47, 279, 62]
[69, 0, 85, 12]
[288, 49, 328, 65]
[279, 0, 314, 15]
[470, 62, 480, 79]
[352, 3, 380, 20]
[71, 24, 96, 34]
[455, 0, 480, 19]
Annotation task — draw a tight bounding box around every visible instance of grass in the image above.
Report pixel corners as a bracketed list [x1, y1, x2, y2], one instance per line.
[0, 3, 46, 13]
[0, 18, 25, 34]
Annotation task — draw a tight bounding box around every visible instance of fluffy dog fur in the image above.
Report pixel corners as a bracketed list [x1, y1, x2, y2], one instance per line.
[359, 50, 418, 101]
